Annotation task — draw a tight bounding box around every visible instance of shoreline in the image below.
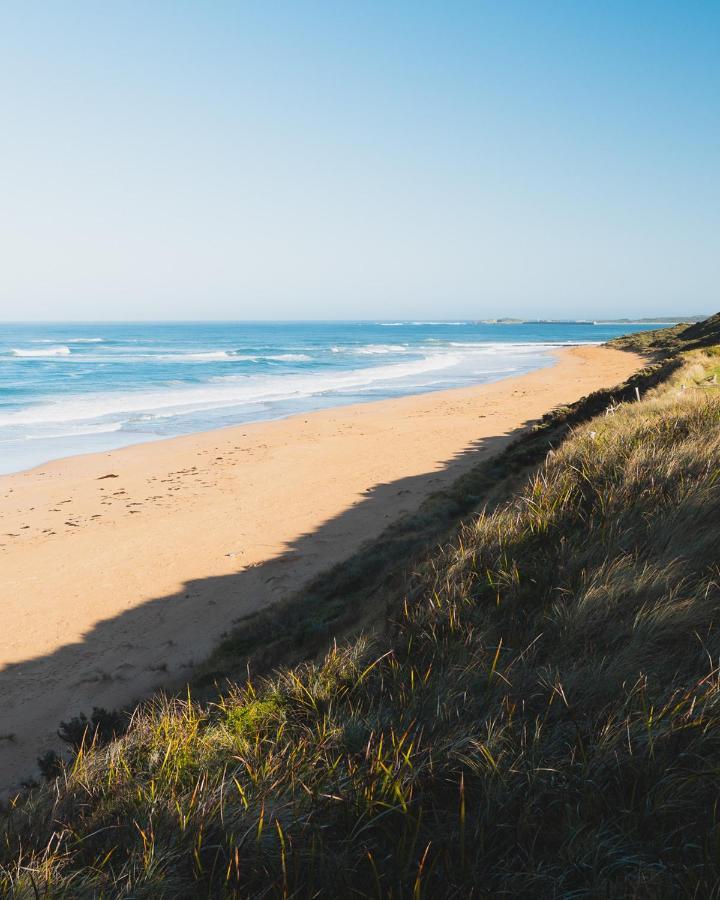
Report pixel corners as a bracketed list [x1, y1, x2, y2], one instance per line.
[0, 345, 645, 793]
[0, 351, 560, 479]
[0, 343, 570, 479]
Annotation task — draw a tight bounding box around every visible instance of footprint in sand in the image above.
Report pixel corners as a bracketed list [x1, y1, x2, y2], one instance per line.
[74, 670, 114, 686]
[147, 662, 168, 673]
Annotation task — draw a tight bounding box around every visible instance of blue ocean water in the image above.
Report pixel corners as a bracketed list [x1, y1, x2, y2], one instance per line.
[0, 320, 658, 474]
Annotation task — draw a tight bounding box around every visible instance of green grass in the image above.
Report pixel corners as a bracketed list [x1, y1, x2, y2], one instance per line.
[607, 312, 720, 356]
[606, 321, 692, 353]
[3, 331, 720, 896]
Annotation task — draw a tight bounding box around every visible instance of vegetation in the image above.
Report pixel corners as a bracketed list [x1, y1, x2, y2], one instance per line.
[608, 312, 720, 356]
[2, 320, 720, 897]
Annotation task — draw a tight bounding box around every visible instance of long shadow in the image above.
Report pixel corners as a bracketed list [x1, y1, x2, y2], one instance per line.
[0, 421, 538, 793]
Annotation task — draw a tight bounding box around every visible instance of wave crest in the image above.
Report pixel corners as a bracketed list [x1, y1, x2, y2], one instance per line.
[11, 346, 71, 358]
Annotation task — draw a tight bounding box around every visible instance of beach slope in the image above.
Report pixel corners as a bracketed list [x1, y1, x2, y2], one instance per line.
[0, 345, 643, 792]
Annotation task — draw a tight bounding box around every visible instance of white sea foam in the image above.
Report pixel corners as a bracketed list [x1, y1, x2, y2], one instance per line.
[170, 351, 235, 361]
[153, 351, 311, 362]
[0, 351, 465, 428]
[22, 422, 125, 440]
[0, 342, 565, 433]
[10, 346, 72, 358]
[447, 340, 599, 350]
[30, 337, 104, 344]
[328, 344, 410, 356]
[353, 344, 409, 355]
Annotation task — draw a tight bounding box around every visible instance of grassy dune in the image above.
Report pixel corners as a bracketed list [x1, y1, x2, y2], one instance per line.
[608, 312, 720, 355]
[3, 335, 720, 897]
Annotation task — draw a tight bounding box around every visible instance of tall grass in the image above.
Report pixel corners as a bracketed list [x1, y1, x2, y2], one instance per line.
[2, 352, 720, 897]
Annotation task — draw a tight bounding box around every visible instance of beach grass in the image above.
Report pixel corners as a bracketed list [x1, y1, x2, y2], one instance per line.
[2, 331, 720, 896]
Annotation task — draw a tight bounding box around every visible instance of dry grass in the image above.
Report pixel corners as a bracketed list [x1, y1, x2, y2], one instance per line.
[2, 352, 720, 898]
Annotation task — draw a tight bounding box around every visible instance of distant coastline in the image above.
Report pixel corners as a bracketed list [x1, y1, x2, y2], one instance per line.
[476, 316, 708, 325]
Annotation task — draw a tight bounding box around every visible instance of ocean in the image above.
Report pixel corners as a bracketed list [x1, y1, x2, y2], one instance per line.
[0, 320, 658, 474]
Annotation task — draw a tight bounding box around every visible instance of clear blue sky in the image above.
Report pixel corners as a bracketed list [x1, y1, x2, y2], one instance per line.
[0, 1, 717, 321]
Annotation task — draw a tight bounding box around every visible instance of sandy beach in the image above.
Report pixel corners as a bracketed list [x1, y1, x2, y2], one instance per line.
[0, 345, 644, 793]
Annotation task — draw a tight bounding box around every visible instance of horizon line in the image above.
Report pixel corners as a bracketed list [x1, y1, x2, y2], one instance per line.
[0, 315, 709, 325]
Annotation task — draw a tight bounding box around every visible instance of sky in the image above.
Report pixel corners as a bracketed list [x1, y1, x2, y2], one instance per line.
[0, 1, 717, 321]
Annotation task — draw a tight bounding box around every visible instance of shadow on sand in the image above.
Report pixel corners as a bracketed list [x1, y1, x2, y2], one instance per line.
[0, 422, 536, 792]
